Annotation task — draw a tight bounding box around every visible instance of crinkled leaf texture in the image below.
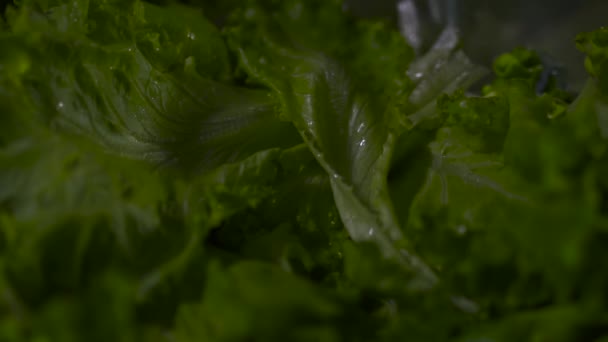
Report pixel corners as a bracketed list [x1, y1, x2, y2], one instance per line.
[226, 3, 439, 287]
[14, 1, 300, 173]
[0, 0, 432, 340]
[0, 0, 310, 340]
[3, 0, 608, 341]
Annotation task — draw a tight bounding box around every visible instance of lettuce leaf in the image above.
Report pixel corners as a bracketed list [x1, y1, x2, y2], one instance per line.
[2, 0, 608, 341]
[225, 1, 441, 290]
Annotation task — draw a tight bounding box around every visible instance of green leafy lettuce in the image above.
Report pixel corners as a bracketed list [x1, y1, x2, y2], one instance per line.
[1, 0, 608, 341]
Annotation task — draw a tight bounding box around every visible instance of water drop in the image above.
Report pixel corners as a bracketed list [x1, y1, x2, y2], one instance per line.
[244, 8, 256, 18]
[56, 102, 64, 110]
[358, 139, 367, 147]
[182, 199, 190, 214]
[356, 122, 366, 133]
[451, 296, 479, 314]
[384, 299, 398, 315]
[288, 2, 303, 18]
[187, 32, 196, 40]
[367, 228, 375, 236]
[456, 224, 467, 235]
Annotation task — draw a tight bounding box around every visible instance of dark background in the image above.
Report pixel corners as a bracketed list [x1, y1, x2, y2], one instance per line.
[347, 0, 608, 90]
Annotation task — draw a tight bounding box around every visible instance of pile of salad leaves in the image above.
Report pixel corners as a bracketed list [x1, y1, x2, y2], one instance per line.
[1, 0, 608, 340]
